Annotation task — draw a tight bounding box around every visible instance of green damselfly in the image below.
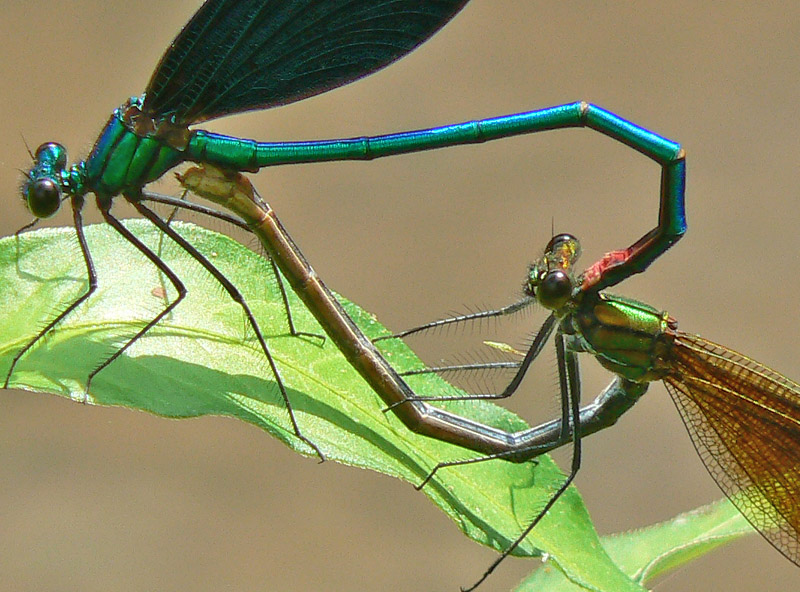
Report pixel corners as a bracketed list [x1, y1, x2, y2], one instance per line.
[385, 229, 800, 588]
[8, 0, 683, 467]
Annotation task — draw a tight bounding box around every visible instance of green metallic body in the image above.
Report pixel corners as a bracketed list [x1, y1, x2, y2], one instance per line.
[15, 0, 688, 467]
[570, 292, 673, 382]
[11, 2, 702, 586]
[385, 222, 800, 586]
[84, 103, 183, 200]
[71, 99, 686, 298]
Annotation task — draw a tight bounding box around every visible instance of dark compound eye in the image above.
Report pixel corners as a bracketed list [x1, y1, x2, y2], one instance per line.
[536, 269, 572, 310]
[34, 142, 67, 169]
[26, 178, 62, 218]
[545, 233, 578, 254]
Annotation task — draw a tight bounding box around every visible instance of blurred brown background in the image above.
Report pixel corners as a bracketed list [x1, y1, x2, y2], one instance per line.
[1, 1, 799, 590]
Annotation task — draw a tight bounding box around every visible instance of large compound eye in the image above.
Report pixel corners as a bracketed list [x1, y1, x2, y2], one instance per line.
[545, 233, 578, 254]
[26, 178, 62, 218]
[34, 142, 67, 169]
[536, 269, 572, 310]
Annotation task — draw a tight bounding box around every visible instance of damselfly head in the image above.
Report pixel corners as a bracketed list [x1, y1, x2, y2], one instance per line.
[525, 233, 581, 311]
[22, 142, 68, 218]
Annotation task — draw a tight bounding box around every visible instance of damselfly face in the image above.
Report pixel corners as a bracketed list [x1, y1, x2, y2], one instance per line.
[525, 233, 581, 312]
[22, 142, 68, 218]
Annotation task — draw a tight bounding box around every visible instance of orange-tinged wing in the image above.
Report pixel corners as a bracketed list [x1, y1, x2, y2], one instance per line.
[665, 332, 800, 565]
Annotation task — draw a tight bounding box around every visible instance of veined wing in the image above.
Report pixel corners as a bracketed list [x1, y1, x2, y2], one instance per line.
[665, 332, 800, 566]
[143, 0, 469, 124]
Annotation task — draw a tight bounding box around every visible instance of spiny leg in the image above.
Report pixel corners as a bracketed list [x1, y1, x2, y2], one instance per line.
[415, 321, 572, 488]
[385, 313, 556, 409]
[373, 297, 533, 342]
[14, 217, 39, 238]
[143, 190, 248, 229]
[147, 183, 323, 343]
[86, 204, 187, 400]
[149, 188, 318, 343]
[410, 279, 651, 587]
[130, 198, 325, 461]
[400, 360, 521, 377]
[463, 331, 583, 592]
[13, 218, 40, 278]
[5, 197, 97, 389]
[412, 331, 584, 589]
[173, 169, 325, 342]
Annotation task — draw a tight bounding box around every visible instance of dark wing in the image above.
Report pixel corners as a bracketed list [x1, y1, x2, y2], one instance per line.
[665, 332, 800, 567]
[142, 0, 469, 124]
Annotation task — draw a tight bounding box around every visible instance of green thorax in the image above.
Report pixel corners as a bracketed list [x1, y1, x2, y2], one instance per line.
[83, 97, 186, 199]
[568, 291, 675, 382]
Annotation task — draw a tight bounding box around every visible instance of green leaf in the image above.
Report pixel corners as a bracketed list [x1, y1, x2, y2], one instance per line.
[517, 499, 754, 591]
[1, 221, 652, 591]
